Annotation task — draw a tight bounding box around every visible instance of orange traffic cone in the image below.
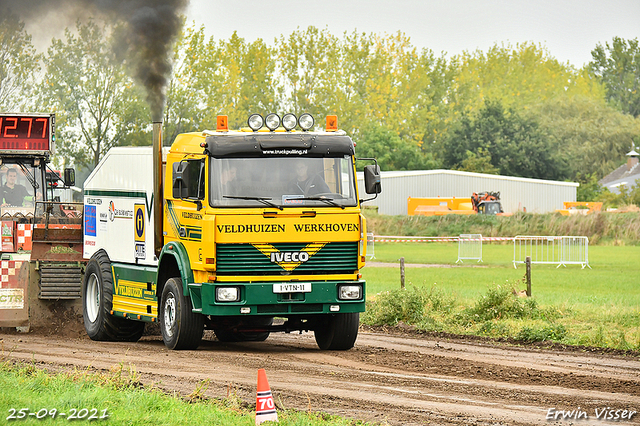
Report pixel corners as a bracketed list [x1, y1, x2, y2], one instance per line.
[255, 368, 278, 425]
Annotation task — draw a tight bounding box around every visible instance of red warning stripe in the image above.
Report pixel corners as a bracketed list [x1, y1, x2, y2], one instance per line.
[373, 235, 514, 243]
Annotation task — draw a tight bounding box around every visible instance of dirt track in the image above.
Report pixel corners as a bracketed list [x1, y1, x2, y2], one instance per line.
[1, 325, 639, 425]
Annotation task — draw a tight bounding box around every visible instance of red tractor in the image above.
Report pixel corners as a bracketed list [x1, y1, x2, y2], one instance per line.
[0, 113, 82, 331]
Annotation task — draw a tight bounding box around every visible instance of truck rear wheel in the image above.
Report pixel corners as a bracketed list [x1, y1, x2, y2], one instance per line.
[314, 313, 359, 350]
[160, 277, 204, 350]
[82, 250, 145, 342]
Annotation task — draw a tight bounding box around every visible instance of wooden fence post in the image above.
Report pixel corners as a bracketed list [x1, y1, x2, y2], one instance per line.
[400, 257, 405, 289]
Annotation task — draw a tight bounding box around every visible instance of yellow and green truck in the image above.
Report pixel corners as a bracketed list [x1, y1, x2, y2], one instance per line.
[82, 113, 381, 350]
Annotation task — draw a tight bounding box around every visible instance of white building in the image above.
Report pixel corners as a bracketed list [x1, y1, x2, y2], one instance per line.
[357, 169, 578, 216]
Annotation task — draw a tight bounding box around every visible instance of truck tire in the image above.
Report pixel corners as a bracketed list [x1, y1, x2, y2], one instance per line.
[214, 317, 273, 342]
[82, 250, 145, 342]
[314, 313, 359, 350]
[160, 277, 204, 350]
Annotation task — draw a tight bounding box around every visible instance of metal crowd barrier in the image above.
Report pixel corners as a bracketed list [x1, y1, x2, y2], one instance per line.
[456, 234, 482, 263]
[366, 232, 375, 259]
[513, 236, 590, 269]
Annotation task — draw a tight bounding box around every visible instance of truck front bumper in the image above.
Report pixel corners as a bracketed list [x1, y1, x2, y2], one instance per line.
[189, 280, 366, 316]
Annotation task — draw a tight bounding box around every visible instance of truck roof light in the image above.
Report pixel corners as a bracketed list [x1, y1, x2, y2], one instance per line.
[265, 113, 280, 131]
[217, 115, 228, 131]
[282, 113, 297, 131]
[326, 115, 338, 131]
[248, 114, 264, 131]
[298, 113, 314, 131]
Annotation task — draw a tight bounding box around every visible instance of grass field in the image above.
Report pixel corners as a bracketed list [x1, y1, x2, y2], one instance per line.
[361, 243, 640, 350]
[0, 361, 367, 426]
[1, 244, 635, 426]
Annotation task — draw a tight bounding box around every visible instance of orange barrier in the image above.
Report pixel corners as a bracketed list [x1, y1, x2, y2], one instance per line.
[556, 202, 602, 216]
[408, 197, 475, 216]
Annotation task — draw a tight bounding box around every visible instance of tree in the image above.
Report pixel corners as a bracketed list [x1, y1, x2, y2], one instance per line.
[40, 21, 141, 168]
[0, 8, 41, 110]
[441, 99, 568, 180]
[575, 172, 606, 202]
[187, 30, 280, 130]
[449, 42, 604, 114]
[590, 37, 640, 117]
[355, 122, 439, 171]
[277, 28, 451, 168]
[277, 26, 340, 118]
[530, 96, 640, 179]
[455, 148, 499, 175]
[161, 23, 205, 145]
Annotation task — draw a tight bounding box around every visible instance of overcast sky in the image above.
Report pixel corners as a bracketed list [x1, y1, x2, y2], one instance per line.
[186, 0, 640, 68]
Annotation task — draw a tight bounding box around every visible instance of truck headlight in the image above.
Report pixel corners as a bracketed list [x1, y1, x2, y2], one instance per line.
[282, 113, 297, 131]
[338, 285, 362, 300]
[265, 113, 280, 131]
[216, 287, 240, 302]
[248, 114, 264, 131]
[298, 113, 314, 131]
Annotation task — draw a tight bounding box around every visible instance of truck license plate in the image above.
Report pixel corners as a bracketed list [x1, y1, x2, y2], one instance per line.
[273, 283, 311, 293]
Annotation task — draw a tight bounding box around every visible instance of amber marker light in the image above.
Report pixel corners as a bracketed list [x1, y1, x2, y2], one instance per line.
[326, 115, 338, 131]
[217, 115, 228, 131]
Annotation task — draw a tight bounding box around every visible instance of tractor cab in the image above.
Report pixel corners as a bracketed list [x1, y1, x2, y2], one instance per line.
[477, 200, 504, 215]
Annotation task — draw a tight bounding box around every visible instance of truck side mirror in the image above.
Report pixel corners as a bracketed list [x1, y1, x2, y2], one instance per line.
[363, 164, 381, 194]
[172, 161, 190, 199]
[64, 168, 75, 187]
[172, 160, 204, 201]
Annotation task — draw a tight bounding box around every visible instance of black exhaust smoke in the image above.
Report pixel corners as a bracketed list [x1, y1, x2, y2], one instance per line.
[3, 0, 188, 256]
[2, 0, 188, 121]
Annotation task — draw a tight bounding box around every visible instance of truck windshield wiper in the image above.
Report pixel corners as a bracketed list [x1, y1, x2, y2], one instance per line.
[223, 195, 283, 210]
[297, 197, 345, 209]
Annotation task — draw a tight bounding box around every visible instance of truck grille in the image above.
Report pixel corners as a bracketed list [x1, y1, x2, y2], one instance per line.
[216, 242, 358, 275]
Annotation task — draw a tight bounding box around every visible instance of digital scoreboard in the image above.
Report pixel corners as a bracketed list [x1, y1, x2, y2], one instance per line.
[0, 113, 54, 153]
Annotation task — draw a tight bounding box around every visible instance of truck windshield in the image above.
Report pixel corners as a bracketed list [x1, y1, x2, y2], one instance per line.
[209, 156, 358, 208]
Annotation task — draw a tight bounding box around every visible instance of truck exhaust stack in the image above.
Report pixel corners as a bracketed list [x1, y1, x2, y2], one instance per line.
[152, 121, 163, 257]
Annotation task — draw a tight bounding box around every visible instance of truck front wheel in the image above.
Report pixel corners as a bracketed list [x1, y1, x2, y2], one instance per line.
[82, 250, 145, 342]
[160, 277, 204, 350]
[314, 312, 359, 350]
